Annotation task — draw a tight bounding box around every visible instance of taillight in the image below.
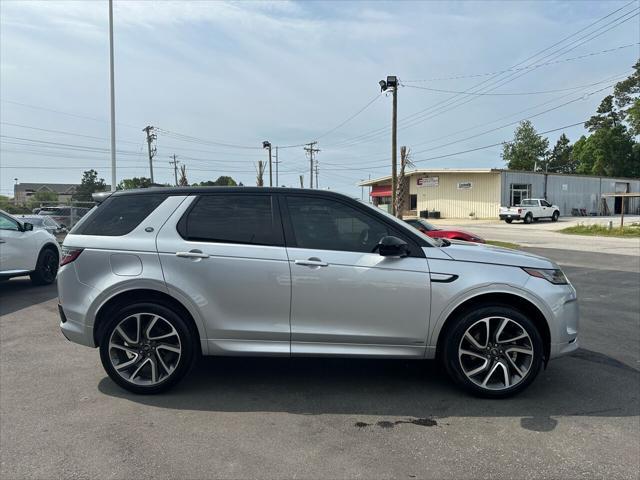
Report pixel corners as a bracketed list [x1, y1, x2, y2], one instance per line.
[60, 247, 83, 266]
[518, 208, 522, 214]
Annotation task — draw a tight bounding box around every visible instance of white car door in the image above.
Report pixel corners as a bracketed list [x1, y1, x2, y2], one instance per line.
[282, 194, 431, 357]
[0, 213, 37, 273]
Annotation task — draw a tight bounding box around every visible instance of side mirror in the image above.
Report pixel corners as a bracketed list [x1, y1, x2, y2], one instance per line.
[22, 222, 34, 232]
[374, 236, 409, 258]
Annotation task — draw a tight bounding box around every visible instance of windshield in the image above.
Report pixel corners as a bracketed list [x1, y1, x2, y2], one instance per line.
[414, 219, 438, 231]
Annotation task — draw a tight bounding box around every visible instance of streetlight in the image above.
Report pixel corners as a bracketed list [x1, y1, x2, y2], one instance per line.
[262, 141, 272, 187]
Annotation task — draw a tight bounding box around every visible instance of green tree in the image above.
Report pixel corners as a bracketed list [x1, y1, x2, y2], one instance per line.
[584, 95, 621, 132]
[27, 191, 59, 210]
[501, 120, 549, 171]
[613, 59, 639, 135]
[546, 134, 576, 174]
[73, 169, 107, 201]
[117, 177, 154, 190]
[197, 176, 238, 187]
[572, 126, 638, 177]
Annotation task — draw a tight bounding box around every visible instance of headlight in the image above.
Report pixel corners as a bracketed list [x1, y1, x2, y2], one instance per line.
[522, 267, 568, 285]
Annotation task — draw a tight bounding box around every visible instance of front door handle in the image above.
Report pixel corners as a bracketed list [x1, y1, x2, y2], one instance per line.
[295, 258, 328, 267]
[176, 250, 209, 259]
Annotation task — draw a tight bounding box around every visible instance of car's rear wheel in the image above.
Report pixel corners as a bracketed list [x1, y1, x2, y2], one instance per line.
[504, 218, 513, 224]
[551, 211, 560, 222]
[30, 247, 59, 285]
[442, 305, 543, 398]
[99, 303, 195, 394]
[523, 213, 533, 224]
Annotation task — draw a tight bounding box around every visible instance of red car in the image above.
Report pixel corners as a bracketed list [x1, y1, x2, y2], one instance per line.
[404, 218, 485, 243]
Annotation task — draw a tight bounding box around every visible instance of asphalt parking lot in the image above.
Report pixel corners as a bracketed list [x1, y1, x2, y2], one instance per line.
[1, 248, 638, 479]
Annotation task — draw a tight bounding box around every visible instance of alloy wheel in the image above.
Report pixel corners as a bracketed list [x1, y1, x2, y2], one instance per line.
[41, 250, 58, 283]
[108, 313, 182, 386]
[458, 316, 534, 391]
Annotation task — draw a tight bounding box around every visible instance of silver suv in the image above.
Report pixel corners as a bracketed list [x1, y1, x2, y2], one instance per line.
[58, 188, 579, 397]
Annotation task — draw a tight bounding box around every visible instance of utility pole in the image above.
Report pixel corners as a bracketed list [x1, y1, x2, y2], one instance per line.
[315, 160, 319, 189]
[108, 0, 116, 192]
[299, 175, 304, 188]
[169, 154, 179, 186]
[380, 76, 398, 216]
[262, 141, 272, 187]
[304, 142, 320, 188]
[274, 146, 279, 187]
[143, 126, 157, 183]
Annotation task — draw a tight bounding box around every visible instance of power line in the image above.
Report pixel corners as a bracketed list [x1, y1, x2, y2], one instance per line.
[324, 4, 639, 149]
[323, 120, 588, 172]
[400, 77, 632, 96]
[401, 43, 639, 82]
[0, 122, 142, 145]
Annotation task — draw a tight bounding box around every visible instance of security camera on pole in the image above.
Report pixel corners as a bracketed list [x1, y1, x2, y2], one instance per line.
[379, 76, 398, 217]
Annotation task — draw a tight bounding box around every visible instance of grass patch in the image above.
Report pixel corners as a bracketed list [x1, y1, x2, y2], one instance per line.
[486, 240, 520, 249]
[560, 223, 640, 237]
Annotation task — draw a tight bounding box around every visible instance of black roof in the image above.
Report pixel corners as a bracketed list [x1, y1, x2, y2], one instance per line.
[94, 187, 354, 202]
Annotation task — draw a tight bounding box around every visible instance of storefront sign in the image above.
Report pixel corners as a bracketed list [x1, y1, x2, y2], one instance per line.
[457, 181, 472, 190]
[417, 176, 439, 187]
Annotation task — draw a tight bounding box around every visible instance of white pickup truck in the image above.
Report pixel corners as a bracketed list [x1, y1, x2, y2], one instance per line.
[499, 198, 560, 224]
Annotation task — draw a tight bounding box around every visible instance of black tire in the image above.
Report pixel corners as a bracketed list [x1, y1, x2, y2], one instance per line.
[551, 211, 560, 222]
[523, 213, 533, 224]
[441, 305, 544, 398]
[504, 219, 513, 224]
[99, 302, 196, 394]
[30, 246, 59, 285]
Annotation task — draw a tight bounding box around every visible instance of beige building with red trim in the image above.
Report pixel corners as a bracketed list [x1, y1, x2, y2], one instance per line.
[359, 169, 640, 219]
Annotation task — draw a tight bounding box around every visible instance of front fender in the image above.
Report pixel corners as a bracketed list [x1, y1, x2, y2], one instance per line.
[427, 282, 555, 349]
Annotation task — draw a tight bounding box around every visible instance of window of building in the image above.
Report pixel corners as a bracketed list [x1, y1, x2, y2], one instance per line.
[510, 184, 531, 206]
[286, 196, 391, 253]
[410, 194, 417, 210]
[179, 194, 282, 246]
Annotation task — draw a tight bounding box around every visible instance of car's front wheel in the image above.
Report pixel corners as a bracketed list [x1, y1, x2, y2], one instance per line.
[442, 305, 544, 398]
[99, 303, 195, 394]
[551, 211, 560, 222]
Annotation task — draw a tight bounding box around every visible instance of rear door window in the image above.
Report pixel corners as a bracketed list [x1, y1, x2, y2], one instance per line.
[71, 194, 167, 236]
[177, 194, 283, 246]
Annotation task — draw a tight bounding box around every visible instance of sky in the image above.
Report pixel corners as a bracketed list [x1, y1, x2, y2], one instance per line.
[1, 0, 638, 199]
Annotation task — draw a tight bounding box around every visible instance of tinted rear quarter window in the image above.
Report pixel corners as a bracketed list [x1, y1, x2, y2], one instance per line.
[71, 194, 167, 236]
[178, 194, 282, 246]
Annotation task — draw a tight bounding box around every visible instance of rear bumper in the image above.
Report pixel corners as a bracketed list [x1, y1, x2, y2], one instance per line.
[58, 265, 97, 348]
[499, 214, 521, 220]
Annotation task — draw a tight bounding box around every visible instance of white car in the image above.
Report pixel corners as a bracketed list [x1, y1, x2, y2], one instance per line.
[499, 198, 560, 224]
[0, 210, 61, 285]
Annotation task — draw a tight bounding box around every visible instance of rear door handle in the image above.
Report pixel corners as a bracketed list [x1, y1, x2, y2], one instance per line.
[176, 250, 209, 259]
[295, 258, 328, 267]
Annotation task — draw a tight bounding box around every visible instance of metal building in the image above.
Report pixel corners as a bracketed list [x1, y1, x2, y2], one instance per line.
[359, 169, 640, 219]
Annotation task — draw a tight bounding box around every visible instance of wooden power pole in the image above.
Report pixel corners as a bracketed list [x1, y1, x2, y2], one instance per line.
[304, 142, 320, 188]
[169, 154, 179, 186]
[143, 125, 156, 183]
